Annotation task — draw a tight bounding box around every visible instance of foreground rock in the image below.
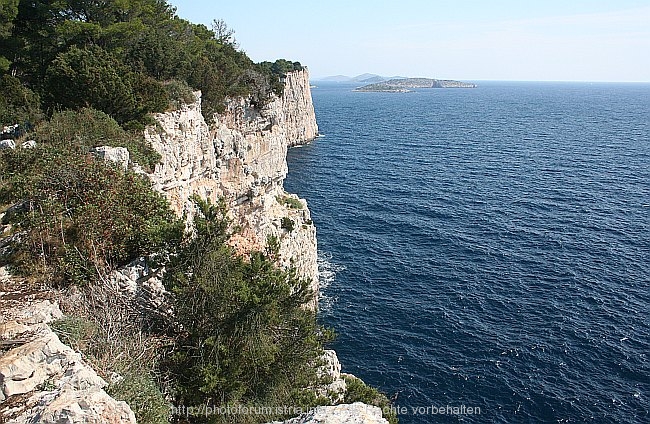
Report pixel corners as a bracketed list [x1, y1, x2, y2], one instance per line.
[0, 269, 136, 423]
[271, 403, 389, 424]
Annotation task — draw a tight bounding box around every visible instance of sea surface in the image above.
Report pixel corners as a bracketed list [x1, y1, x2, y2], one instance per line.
[284, 81, 650, 423]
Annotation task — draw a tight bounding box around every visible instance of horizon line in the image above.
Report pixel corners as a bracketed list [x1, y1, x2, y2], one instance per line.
[310, 77, 650, 84]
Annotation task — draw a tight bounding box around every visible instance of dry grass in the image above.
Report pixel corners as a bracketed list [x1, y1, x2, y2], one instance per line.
[54, 282, 173, 423]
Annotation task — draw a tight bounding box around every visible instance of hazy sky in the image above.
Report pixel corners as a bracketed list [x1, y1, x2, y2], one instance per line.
[168, 0, 650, 82]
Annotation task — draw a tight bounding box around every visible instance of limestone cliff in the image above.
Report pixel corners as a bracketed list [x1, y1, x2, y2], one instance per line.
[144, 69, 319, 296]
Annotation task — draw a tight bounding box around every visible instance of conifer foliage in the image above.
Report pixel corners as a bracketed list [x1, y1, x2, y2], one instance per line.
[164, 198, 331, 421]
[0, 0, 300, 125]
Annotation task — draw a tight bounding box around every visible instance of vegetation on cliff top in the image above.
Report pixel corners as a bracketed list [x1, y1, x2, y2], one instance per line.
[0, 111, 183, 286]
[0, 0, 303, 126]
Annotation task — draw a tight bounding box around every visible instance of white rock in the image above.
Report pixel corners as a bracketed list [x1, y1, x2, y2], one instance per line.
[9, 387, 136, 424]
[318, 350, 346, 402]
[1, 124, 19, 135]
[0, 321, 31, 339]
[90, 146, 130, 170]
[17, 300, 63, 325]
[0, 317, 136, 422]
[20, 140, 36, 149]
[0, 332, 86, 398]
[0, 139, 15, 150]
[273, 403, 389, 424]
[108, 257, 169, 315]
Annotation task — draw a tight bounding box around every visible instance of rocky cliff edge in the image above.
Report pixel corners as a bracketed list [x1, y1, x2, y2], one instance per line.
[144, 69, 319, 298]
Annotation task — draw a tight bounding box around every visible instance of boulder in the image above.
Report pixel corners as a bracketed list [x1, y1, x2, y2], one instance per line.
[0, 332, 84, 399]
[90, 146, 130, 170]
[0, 139, 15, 150]
[273, 403, 389, 424]
[17, 300, 63, 325]
[10, 387, 136, 424]
[1, 124, 19, 138]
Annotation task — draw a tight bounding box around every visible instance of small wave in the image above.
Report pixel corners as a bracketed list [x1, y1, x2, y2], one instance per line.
[317, 252, 345, 313]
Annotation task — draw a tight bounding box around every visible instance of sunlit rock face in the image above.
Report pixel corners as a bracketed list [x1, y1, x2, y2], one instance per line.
[145, 69, 319, 299]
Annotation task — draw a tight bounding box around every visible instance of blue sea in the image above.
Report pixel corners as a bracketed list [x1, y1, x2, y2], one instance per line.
[284, 81, 650, 423]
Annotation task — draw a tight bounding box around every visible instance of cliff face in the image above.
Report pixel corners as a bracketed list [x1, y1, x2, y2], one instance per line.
[144, 69, 319, 296]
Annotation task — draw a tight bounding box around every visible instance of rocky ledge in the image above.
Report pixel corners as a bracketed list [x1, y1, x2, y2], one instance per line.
[0, 268, 136, 423]
[272, 403, 388, 424]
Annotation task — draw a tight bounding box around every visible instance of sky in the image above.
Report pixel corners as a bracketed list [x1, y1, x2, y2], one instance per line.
[167, 0, 650, 82]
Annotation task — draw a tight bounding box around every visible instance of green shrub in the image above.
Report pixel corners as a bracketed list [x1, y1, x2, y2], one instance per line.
[0, 144, 183, 285]
[108, 373, 171, 424]
[0, 74, 42, 127]
[33, 108, 161, 171]
[163, 80, 197, 110]
[51, 316, 98, 348]
[163, 198, 329, 421]
[133, 74, 169, 117]
[343, 375, 399, 424]
[277, 195, 303, 210]
[281, 217, 295, 232]
[45, 46, 139, 124]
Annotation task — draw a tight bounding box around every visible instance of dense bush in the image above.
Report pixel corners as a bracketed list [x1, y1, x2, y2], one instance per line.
[45, 45, 140, 124]
[0, 74, 42, 127]
[0, 142, 183, 285]
[1, 0, 302, 124]
[33, 108, 161, 171]
[163, 198, 331, 421]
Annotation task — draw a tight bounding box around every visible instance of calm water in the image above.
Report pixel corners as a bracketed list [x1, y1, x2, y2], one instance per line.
[285, 82, 650, 423]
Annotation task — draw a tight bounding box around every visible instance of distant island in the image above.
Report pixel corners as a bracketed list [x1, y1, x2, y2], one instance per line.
[354, 78, 477, 92]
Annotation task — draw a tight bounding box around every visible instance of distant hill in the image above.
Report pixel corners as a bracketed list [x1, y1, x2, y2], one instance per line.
[354, 78, 477, 92]
[315, 74, 407, 83]
[319, 75, 352, 82]
[354, 75, 386, 84]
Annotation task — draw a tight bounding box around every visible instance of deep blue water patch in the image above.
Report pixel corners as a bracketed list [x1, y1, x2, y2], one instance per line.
[285, 81, 650, 423]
